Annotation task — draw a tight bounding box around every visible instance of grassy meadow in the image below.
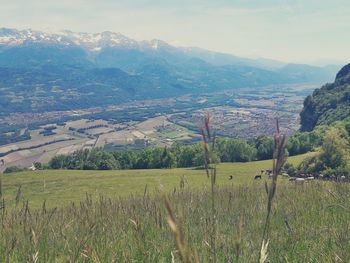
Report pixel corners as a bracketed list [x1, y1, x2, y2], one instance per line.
[0, 152, 349, 262]
[1, 153, 309, 209]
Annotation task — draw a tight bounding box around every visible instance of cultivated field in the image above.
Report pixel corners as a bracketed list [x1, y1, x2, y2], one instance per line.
[0, 115, 196, 171]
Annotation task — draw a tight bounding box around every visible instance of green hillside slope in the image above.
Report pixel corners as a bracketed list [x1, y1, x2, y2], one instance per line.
[300, 63, 350, 131]
[1, 153, 310, 209]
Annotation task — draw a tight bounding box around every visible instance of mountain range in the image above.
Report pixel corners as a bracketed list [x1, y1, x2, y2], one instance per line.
[0, 28, 342, 115]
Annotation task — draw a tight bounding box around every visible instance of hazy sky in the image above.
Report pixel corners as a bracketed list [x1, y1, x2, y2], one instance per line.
[1, 0, 349, 64]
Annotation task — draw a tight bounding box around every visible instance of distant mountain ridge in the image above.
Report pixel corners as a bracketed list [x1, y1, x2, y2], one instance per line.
[0, 28, 339, 72]
[0, 28, 342, 115]
[0, 28, 284, 70]
[300, 63, 350, 131]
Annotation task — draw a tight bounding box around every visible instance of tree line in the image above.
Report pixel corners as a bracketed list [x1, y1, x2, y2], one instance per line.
[46, 131, 323, 171]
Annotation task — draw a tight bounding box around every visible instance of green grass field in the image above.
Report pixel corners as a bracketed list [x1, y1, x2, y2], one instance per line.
[2, 153, 309, 209]
[1, 152, 349, 262]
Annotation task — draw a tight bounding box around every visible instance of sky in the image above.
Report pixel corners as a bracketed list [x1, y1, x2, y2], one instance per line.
[1, 0, 349, 65]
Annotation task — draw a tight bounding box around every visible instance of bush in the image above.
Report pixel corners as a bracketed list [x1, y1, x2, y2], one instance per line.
[3, 166, 28, 174]
[297, 127, 350, 177]
[283, 162, 298, 177]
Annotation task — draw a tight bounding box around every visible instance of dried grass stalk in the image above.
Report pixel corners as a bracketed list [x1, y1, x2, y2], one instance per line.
[164, 195, 199, 263]
[259, 119, 288, 263]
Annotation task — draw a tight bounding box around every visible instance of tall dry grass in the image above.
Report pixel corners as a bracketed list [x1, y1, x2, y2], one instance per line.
[0, 182, 349, 262]
[259, 120, 288, 262]
[165, 116, 290, 263]
[164, 112, 219, 262]
[201, 112, 218, 262]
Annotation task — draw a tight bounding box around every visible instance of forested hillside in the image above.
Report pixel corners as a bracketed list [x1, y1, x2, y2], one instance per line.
[300, 63, 350, 131]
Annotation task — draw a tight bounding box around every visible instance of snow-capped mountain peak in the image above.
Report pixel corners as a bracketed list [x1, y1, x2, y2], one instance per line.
[0, 28, 74, 46]
[0, 28, 158, 51]
[139, 39, 173, 51]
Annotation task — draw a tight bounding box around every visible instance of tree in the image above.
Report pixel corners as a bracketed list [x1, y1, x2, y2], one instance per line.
[113, 151, 137, 169]
[217, 138, 256, 162]
[322, 127, 349, 169]
[161, 147, 175, 168]
[96, 152, 119, 170]
[298, 127, 350, 177]
[254, 136, 274, 160]
[134, 149, 152, 169]
[49, 155, 67, 169]
[287, 136, 301, 156]
[176, 144, 203, 168]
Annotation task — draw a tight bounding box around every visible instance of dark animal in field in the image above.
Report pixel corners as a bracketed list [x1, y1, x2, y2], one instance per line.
[0, 159, 4, 166]
[265, 169, 272, 174]
[228, 175, 233, 180]
[254, 175, 262, 180]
